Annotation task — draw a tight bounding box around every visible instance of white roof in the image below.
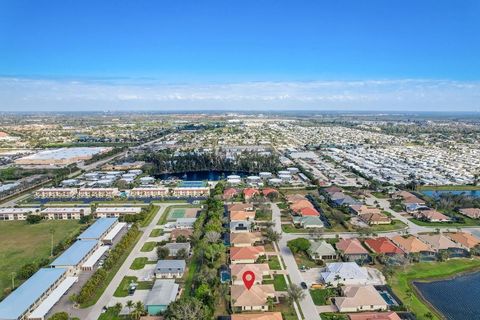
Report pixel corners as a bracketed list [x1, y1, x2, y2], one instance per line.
[82, 245, 110, 269]
[103, 222, 127, 242]
[28, 276, 77, 319]
[321, 262, 368, 283]
[95, 207, 142, 213]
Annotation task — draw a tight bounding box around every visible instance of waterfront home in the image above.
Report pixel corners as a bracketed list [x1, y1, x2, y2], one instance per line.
[391, 235, 435, 260]
[363, 237, 404, 259]
[445, 232, 480, 251]
[459, 208, 480, 219]
[154, 260, 186, 278]
[230, 232, 263, 247]
[413, 209, 451, 222]
[417, 234, 467, 257]
[223, 187, 240, 200]
[394, 190, 425, 205]
[308, 240, 338, 261]
[243, 188, 260, 201]
[336, 238, 370, 263]
[321, 262, 369, 286]
[334, 285, 388, 313]
[230, 284, 275, 312]
[231, 312, 283, 320]
[262, 188, 279, 199]
[230, 263, 270, 285]
[347, 312, 401, 320]
[292, 216, 324, 228]
[358, 212, 391, 225]
[230, 246, 266, 264]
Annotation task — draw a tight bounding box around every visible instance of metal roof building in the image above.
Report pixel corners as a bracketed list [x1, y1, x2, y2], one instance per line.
[50, 240, 98, 268]
[0, 268, 66, 320]
[77, 217, 117, 240]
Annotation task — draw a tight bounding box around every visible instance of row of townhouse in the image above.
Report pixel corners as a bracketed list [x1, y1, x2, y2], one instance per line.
[35, 186, 210, 199]
[0, 207, 143, 221]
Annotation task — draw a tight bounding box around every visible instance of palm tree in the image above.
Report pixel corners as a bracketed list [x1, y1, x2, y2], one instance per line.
[126, 300, 134, 314]
[266, 296, 275, 310]
[287, 284, 305, 304]
[114, 302, 122, 312]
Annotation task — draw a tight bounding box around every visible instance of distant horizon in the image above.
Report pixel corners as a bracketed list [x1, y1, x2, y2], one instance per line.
[1, 1, 479, 111]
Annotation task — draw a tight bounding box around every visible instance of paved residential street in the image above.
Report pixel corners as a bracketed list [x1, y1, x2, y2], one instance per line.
[84, 204, 170, 320]
[272, 203, 321, 320]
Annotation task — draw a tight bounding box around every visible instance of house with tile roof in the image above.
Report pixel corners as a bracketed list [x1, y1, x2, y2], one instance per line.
[230, 210, 256, 221]
[334, 285, 388, 313]
[364, 237, 404, 256]
[308, 240, 338, 261]
[347, 312, 401, 320]
[391, 235, 435, 259]
[223, 188, 240, 200]
[231, 312, 283, 320]
[262, 188, 279, 198]
[285, 194, 307, 203]
[292, 216, 324, 229]
[298, 206, 320, 217]
[413, 209, 451, 222]
[290, 199, 314, 212]
[459, 208, 480, 219]
[244, 188, 260, 201]
[230, 284, 275, 311]
[359, 212, 391, 225]
[336, 238, 370, 263]
[417, 234, 467, 256]
[230, 246, 266, 264]
[230, 263, 270, 285]
[445, 232, 480, 250]
[230, 232, 263, 247]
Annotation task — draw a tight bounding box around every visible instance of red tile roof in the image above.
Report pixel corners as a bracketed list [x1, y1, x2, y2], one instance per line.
[244, 188, 260, 198]
[336, 238, 369, 255]
[262, 188, 278, 196]
[230, 246, 265, 260]
[364, 237, 404, 254]
[299, 207, 320, 217]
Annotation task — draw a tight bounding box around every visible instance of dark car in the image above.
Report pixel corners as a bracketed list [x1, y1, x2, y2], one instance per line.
[300, 282, 308, 289]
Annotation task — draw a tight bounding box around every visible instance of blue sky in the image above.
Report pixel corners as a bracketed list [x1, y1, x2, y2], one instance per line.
[0, 0, 479, 111]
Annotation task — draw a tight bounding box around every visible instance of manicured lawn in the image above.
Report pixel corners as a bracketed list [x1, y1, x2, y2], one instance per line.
[293, 251, 318, 269]
[130, 257, 156, 270]
[0, 220, 82, 297]
[272, 297, 298, 320]
[140, 241, 156, 252]
[310, 288, 336, 305]
[372, 192, 389, 198]
[321, 313, 348, 320]
[149, 228, 164, 237]
[411, 216, 480, 227]
[113, 276, 153, 297]
[97, 307, 127, 320]
[389, 259, 480, 320]
[267, 256, 282, 270]
[263, 274, 287, 291]
[369, 220, 408, 232]
[282, 224, 311, 233]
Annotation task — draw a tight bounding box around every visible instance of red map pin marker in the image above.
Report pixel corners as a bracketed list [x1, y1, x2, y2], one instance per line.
[242, 271, 255, 290]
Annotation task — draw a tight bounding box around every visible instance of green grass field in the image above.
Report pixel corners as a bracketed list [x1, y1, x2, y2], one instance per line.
[113, 276, 153, 297]
[418, 185, 480, 191]
[129, 257, 156, 270]
[267, 256, 282, 270]
[149, 228, 164, 237]
[369, 220, 408, 232]
[310, 288, 336, 305]
[389, 259, 480, 320]
[140, 241, 156, 252]
[0, 220, 82, 296]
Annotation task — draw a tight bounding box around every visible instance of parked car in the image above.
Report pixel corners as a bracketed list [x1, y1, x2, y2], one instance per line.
[300, 282, 308, 289]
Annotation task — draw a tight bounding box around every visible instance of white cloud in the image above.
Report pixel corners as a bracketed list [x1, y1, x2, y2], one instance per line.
[0, 77, 479, 111]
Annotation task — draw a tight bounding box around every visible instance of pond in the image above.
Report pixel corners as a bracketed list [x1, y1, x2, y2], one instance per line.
[155, 170, 250, 181]
[421, 189, 480, 198]
[414, 271, 480, 320]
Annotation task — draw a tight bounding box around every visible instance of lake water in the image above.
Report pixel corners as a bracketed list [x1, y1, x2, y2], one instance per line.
[414, 271, 480, 320]
[421, 190, 480, 198]
[155, 170, 249, 181]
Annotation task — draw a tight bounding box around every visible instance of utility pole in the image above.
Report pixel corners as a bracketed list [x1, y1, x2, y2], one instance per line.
[50, 227, 55, 257]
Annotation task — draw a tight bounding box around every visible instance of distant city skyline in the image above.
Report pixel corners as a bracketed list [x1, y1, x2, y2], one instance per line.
[0, 0, 479, 111]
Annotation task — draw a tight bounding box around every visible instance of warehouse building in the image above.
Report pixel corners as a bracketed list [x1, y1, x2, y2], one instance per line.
[77, 217, 118, 240]
[0, 268, 67, 320]
[50, 240, 99, 273]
